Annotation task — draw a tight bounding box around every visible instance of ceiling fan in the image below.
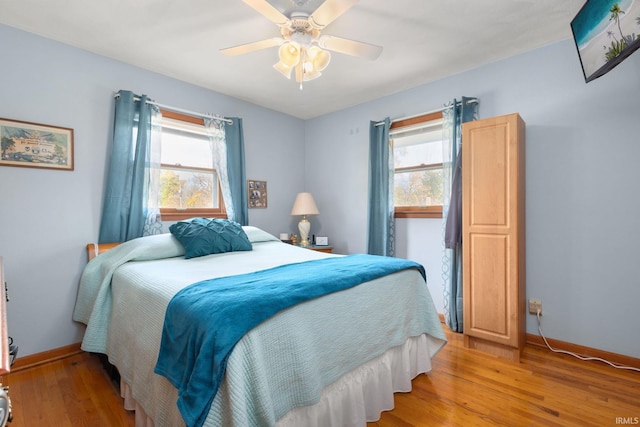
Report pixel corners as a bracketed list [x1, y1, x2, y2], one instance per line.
[220, 0, 383, 87]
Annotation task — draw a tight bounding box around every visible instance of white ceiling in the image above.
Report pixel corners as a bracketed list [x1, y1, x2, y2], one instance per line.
[0, 0, 585, 119]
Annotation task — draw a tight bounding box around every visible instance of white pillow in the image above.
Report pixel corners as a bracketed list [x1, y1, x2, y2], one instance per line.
[242, 226, 281, 243]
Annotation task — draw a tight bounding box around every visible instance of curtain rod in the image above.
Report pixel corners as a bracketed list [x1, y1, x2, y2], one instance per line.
[374, 98, 478, 127]
[113, 93, 233, 125]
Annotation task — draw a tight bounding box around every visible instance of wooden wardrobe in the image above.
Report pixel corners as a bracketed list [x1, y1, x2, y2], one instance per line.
[462, 113, 526, 362]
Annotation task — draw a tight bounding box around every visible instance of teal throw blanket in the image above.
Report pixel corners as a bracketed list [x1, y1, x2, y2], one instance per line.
[154, 253, 425, 427]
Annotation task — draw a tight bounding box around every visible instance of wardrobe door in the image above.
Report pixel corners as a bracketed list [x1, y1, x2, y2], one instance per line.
[462, 113, 525, 362]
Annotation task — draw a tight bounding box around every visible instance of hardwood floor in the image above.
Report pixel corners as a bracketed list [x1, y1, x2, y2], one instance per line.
[5, 351, 134, 427]
[4, 328, 639, 426]
[369, 331, 640, 427]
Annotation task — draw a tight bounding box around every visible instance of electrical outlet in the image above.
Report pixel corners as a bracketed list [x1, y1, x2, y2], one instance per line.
[529, 298, 542, 315]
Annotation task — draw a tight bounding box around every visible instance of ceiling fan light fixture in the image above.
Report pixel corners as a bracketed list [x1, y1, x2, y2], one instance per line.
[278, 42, 300, 67]
[224, 0, 382, 88]
[308, 45, 331, 72]
[303, 68, 322, 81]
[273, 60, 293, 79]
[295, 56, 321, 82]
[295, 63, 304, 83]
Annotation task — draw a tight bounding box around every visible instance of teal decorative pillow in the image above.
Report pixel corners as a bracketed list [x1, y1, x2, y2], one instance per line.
[169, 218, 252, 259]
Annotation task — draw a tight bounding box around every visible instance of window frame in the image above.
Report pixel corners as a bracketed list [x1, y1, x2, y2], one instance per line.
[391, 111, 444, 219]
[158, 110, 227, 221]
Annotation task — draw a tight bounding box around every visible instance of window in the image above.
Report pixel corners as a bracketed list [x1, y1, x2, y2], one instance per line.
[391, 111, 444, 218]
[158, 110, 226, 221]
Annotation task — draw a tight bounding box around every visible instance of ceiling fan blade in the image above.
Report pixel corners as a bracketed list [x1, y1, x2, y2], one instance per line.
[220, 38, 282, 56]
[242, 0, 289, 26]
[309, 0, 359, 29]
[318, 35, 382, 60]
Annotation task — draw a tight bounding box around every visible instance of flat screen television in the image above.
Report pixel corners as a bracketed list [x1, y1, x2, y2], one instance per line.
[571, 0, 640, 82]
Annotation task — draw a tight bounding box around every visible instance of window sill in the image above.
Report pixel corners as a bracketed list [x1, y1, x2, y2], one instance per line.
[160, 210, 227, 221]
[395, 206, 443, 219]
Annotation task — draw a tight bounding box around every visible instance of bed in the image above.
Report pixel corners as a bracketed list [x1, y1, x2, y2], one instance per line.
[73, 223, 446, 427]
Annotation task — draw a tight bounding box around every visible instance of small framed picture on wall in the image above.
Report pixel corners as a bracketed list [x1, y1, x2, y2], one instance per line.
[248, 180, 267, 208]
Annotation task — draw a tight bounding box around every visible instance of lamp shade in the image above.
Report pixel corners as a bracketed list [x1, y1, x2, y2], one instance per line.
[301, 62, 322, 81]
[273, 61, 293, 79]
[308, 45, 331, 71]
[279, 42, 300, 67]
[291, 192, 319, 216]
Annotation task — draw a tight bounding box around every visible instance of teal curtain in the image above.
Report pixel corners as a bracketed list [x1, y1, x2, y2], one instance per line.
[367, 117, 395, 256]
[225, 118, 248, 226]
[442, 97, 478, 332]
[98, 90, 162, 243]
[204, 117, 248, 226]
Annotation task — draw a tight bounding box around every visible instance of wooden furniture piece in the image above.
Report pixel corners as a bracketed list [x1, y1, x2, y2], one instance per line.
[298, 245, 333, 253]
[462, 113, 526, 362]
[86, 243, 120, 261]
[0, 257, 12, 425]
[0, 258, 10, 376]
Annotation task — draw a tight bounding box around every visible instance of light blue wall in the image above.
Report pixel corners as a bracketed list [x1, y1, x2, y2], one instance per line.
[0, 24, 306, 356]
[305, 40, 640, 358]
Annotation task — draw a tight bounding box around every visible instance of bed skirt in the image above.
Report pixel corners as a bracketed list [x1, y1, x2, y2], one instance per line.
[120, 333, 443, 427]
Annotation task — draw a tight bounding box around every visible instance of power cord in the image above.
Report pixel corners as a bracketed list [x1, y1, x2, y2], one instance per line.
[536, 310, 640, 373]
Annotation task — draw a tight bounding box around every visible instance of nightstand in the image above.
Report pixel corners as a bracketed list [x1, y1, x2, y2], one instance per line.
[298, 245, 333, 253]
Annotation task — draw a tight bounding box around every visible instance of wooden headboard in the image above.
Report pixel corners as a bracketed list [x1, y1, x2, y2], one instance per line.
[86, 243, 121, 261]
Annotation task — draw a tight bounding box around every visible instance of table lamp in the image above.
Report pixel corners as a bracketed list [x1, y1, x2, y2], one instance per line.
[290, 192, 319, 247]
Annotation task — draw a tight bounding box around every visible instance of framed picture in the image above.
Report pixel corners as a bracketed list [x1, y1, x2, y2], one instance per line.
[0, 118, 74, 171]
[247, 180, 267, 208]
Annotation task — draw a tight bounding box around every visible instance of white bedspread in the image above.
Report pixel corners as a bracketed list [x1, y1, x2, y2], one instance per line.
[73, 232, 446, 426]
